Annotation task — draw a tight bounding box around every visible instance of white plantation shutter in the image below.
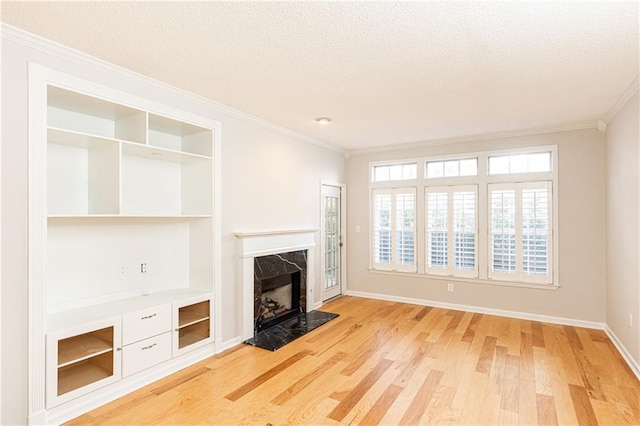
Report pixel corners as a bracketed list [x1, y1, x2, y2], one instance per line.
[372, 188, 416, 272]
[453, 190, 476, 274]
[426, 191, 448, 272]
[490, 185, 517, 278]
[426, 185, 478, 277]
[522, 182, 552, 283]
[372, 191, 392, 266]
[489, 182, 552, 283]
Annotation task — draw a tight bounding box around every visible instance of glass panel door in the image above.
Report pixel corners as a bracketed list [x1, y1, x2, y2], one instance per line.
[322, 185, 342, 301]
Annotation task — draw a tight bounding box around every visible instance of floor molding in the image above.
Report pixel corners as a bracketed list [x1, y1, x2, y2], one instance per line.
[220, 337, 243, 352]
[604, 326, 640, 381]
[345, 290, 605, 330]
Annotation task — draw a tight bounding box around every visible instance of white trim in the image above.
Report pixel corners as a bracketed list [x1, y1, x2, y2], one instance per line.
[1, 23, 344, 155]
[219, 337, 243, 353]
[348, 121, 597, 157]
[605, 326, 640, 381]
[603, 74, 640, 124]
[345, 290, 604, 329]
[320, 181, 347, 302]
[367, 268, 560, 291]
[28, 65, 48, 419]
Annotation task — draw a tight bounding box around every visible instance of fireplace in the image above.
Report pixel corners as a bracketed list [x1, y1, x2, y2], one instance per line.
[236, 229, 316, 340]
[254, 251, 306, 332]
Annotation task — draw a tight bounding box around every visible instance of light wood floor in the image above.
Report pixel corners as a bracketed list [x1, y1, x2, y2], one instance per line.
[67, 296, 640, 425]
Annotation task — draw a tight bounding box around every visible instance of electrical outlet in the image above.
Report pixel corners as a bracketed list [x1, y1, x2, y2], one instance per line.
[630, 312, 633, 328]
[120, 265, 126, 275]
[447, 282, 454, 292]
[141, 263, 148, 273]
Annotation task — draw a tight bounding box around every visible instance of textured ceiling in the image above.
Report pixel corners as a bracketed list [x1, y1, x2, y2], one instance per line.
[2, 1, 638, 151]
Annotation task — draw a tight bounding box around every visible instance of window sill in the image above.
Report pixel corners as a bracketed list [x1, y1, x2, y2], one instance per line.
[368, 269, 559, 291]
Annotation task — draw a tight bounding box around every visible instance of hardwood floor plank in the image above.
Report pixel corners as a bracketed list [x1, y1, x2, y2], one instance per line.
[461, 312, 482, 343]
[413, 306, 432, 321]
[356, 383, 403, 426]
[327, 358, 394, 421]
[569, 383, 600, 426]
[531, 320, 546, 348]
[65, 296, 639, 425]
[476, 335, 498, 374]
[398, 369, 445, 425]
[224, 349, 312, 401]
[536, 393, 559, 425]
[271, 351, 347, 405]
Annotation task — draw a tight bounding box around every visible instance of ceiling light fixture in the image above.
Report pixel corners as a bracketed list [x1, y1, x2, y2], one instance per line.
[315, 117, 332, 125]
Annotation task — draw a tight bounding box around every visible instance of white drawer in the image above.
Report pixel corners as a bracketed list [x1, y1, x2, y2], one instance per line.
[122, 332, 171, 377]
[122, 304, 171, 345]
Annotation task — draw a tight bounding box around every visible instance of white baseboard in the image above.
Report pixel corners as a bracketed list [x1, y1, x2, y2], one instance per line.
[345, 290, 605, 330]
[604, 326, 640, 381]
[220, 336, 243, 352]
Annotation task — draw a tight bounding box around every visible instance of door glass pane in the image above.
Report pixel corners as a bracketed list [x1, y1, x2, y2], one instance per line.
[324, 195, 339, 289]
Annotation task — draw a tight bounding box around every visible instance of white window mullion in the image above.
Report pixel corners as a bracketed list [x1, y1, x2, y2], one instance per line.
[515, 183, 524, 282]
[447, 190, 454, 273]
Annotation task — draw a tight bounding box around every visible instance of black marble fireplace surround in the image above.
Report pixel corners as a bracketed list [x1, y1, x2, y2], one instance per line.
[245, 250, 338, 351]
[253, 250, 307, 332]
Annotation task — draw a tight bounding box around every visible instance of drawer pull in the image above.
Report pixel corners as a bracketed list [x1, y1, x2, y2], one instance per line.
[141, 313, 157, 320]
[141, 343, 157, 351]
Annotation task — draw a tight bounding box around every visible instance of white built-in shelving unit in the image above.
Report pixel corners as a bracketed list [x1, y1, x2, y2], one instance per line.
[28, 65, 222, 424]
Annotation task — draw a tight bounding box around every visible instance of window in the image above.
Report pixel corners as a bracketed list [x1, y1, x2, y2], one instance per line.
[489, 182, 552, 284]
[426, 186, 478, 277]
[426, 158, 477, 178]
[372, 188, 416, 272]
[369, 145, 556, 286]
[372, 163, 417, 182]
[488, 152, 551, 175]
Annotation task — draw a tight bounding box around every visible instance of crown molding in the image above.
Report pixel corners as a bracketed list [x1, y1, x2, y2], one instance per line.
[1, 23, 344, 154]
[346, 120, 598, 157]
[603, 74, 640, 124]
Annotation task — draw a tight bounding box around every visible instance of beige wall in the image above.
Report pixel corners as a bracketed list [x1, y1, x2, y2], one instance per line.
[346, 129, 606, 322]
[606, 90, 640, 363]
[0, 34, 345, 424]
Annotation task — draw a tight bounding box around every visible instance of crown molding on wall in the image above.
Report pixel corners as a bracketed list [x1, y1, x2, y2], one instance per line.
[603, 74, 640, 124]
[1, 23, 345, 154]
[346, 120, 599, 157]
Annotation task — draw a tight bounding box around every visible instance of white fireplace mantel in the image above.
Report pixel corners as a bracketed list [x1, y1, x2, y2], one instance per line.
[235, 229, 317, 340]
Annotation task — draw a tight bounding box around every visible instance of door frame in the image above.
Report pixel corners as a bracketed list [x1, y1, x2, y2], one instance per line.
[320, 180, 347, 304]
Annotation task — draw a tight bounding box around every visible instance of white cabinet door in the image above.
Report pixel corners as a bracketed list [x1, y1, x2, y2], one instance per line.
[46, 317, 121, 408]
[172, 294, 214, 357]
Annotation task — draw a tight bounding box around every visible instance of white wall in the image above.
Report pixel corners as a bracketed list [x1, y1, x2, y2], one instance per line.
[346, 128, 607, 322]
[606, 90, 640, 365]
[0, 29, 345, 424]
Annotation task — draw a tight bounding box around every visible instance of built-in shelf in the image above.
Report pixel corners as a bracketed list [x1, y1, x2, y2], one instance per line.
[174, 298, 212, 353]
[58, 358, 113, 396]
[39, 75, 217, 416]
[58, 334, 112, 367]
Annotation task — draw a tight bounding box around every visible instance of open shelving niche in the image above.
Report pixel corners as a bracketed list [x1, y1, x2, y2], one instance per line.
[29, 64, 222, 424]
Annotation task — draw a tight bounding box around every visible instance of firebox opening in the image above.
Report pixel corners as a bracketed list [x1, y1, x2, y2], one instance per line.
[256, 271, 301, 332]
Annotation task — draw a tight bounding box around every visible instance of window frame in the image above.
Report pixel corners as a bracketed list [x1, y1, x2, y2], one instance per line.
[488, 181, 553, 284]
[370, 187, 417, 273]
[425, 185, 479, 278]
[368, 145, 559, 288]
